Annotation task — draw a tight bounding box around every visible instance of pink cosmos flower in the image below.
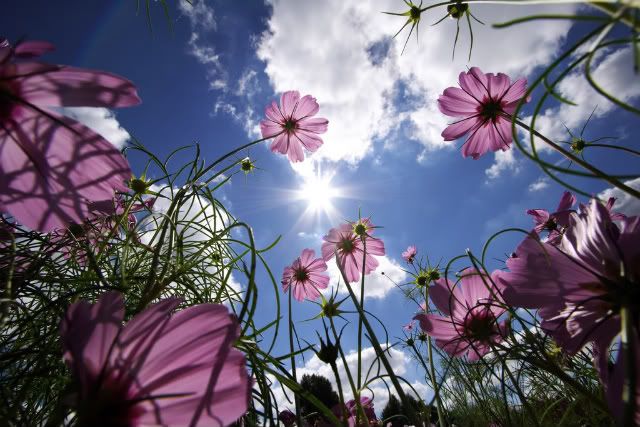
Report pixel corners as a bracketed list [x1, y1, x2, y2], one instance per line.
[281, 248, 330, 301]
[499, 200, 639, 360]
[0, 38, 140, 232]
[579, 196, 626, 222]
[260, 90, 328, 163]
[333, 397, 377, 426]
[403, 320, 416, 332]
[402, 245, 417, 263]
[60, 291, 250, 427]
[526, 191, 576, 245]
[437, 67, 528, 159]
[52, 195, 155, 265]
[414, 269, 508, 361]
[321, 218, 385, 284]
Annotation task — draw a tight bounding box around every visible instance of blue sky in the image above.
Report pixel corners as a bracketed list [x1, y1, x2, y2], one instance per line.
[4, 0, 639, 412]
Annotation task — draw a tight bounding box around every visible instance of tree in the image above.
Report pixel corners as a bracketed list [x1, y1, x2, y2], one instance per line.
[381, 394, 432, 427]
[299, 374, 340, 424]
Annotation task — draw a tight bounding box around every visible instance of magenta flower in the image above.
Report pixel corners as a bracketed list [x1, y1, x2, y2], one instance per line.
[281, 248, 330, 301]
[260, 90, 328, 163]
[333, 397, 377, 426]
[526, 191, 576, 244]
[437, 67, 528, 159]
[499, 200, 639, 359]
[321, 218, 385, 283]
[402, 245, 417, 263]
[414, 269, 508, 361]
[59, 292, 250, 427]
[0, 38, 140, 232]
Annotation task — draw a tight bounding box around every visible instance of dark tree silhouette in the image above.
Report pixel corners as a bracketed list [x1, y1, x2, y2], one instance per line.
[381, 394, 432, 426]
[299, 374, 340, 424]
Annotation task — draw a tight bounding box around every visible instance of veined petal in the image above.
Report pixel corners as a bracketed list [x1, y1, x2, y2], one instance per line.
[20, 66, 140, 108]
[14, 40, 55, 58]
[441, 116, 481, 141]
[438, 87, 480, 116]
[297, 117, 328, 133]
[293, 94, 319, 120]
[0, 110, 132, 232]
[280, 90, 300, 119]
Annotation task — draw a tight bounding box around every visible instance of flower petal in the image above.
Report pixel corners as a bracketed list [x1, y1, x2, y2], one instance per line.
[0, 110, 132, 232]
[293, 94, 319, 120]
[438, 87, 480, 117]
[441, 116, 481, 141]
[297, 117, 328, 133]
[280, 90, 300, 119]
[60, 292, 124, 393]
[20, 66, 140, 108]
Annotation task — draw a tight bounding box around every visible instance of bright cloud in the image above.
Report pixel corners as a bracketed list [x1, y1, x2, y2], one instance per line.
[257, 0, 575, 167]
[179, 0, 227, 90]
[598, 178, 640, 217]
[271, 345, 429, 415]
[528, 46, 640, 145]
[59, 107, 131, 149]
[325, 255, 406, 300]
[485, 149, 520, 181]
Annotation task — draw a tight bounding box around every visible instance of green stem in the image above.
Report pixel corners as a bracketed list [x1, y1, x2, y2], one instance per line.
[514, 118, 640, 199]
[336, 253, 418, 423]
[288, 291, 303, 427]
[329, 316, 359, 405]
[621, 306, 637, 426]
[427, 337, 447, 427]
[357, 240, 367, 392]
[330, 360, 347, 427]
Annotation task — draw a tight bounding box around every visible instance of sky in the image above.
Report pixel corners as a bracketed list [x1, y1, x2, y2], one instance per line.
[4, 0, 639, 415]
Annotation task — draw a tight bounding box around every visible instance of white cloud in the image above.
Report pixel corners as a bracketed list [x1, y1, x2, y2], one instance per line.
[528, 47, 640, 145]
[138, 184, 242, 305]
[59, 107, 131, 149]
[143, 184, 232, 243]
[597, 178, 640, 217]
[256, 1, 575, 167]
[485, 149, 520, 181]
[528, 177, 550, 192]
[271, 345, 429, 415]
[178, 0, 216, 31]
[325, 255, 406, 300]
[178, 1, 227, 90]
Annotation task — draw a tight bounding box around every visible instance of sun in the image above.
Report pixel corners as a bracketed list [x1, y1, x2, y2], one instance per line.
[293, 168, 344, 222]
[301, 173, 338, 210]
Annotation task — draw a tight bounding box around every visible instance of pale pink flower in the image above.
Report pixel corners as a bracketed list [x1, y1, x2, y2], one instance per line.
[403, 320, 416, 332]
[281, 248, 330, 301]
[414, 269, 508, 361]
[60, 292, 250, 427]
[437, 67, 528, 159]
[321, 218, 385, 283]
[260, 90, 328, 163]
[402, 245, 417, 263]
[526, 191, 576, 245]
[52, 196, 155, 265]
[499, 200, 639, 361]
[0, 39, 140, 232]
